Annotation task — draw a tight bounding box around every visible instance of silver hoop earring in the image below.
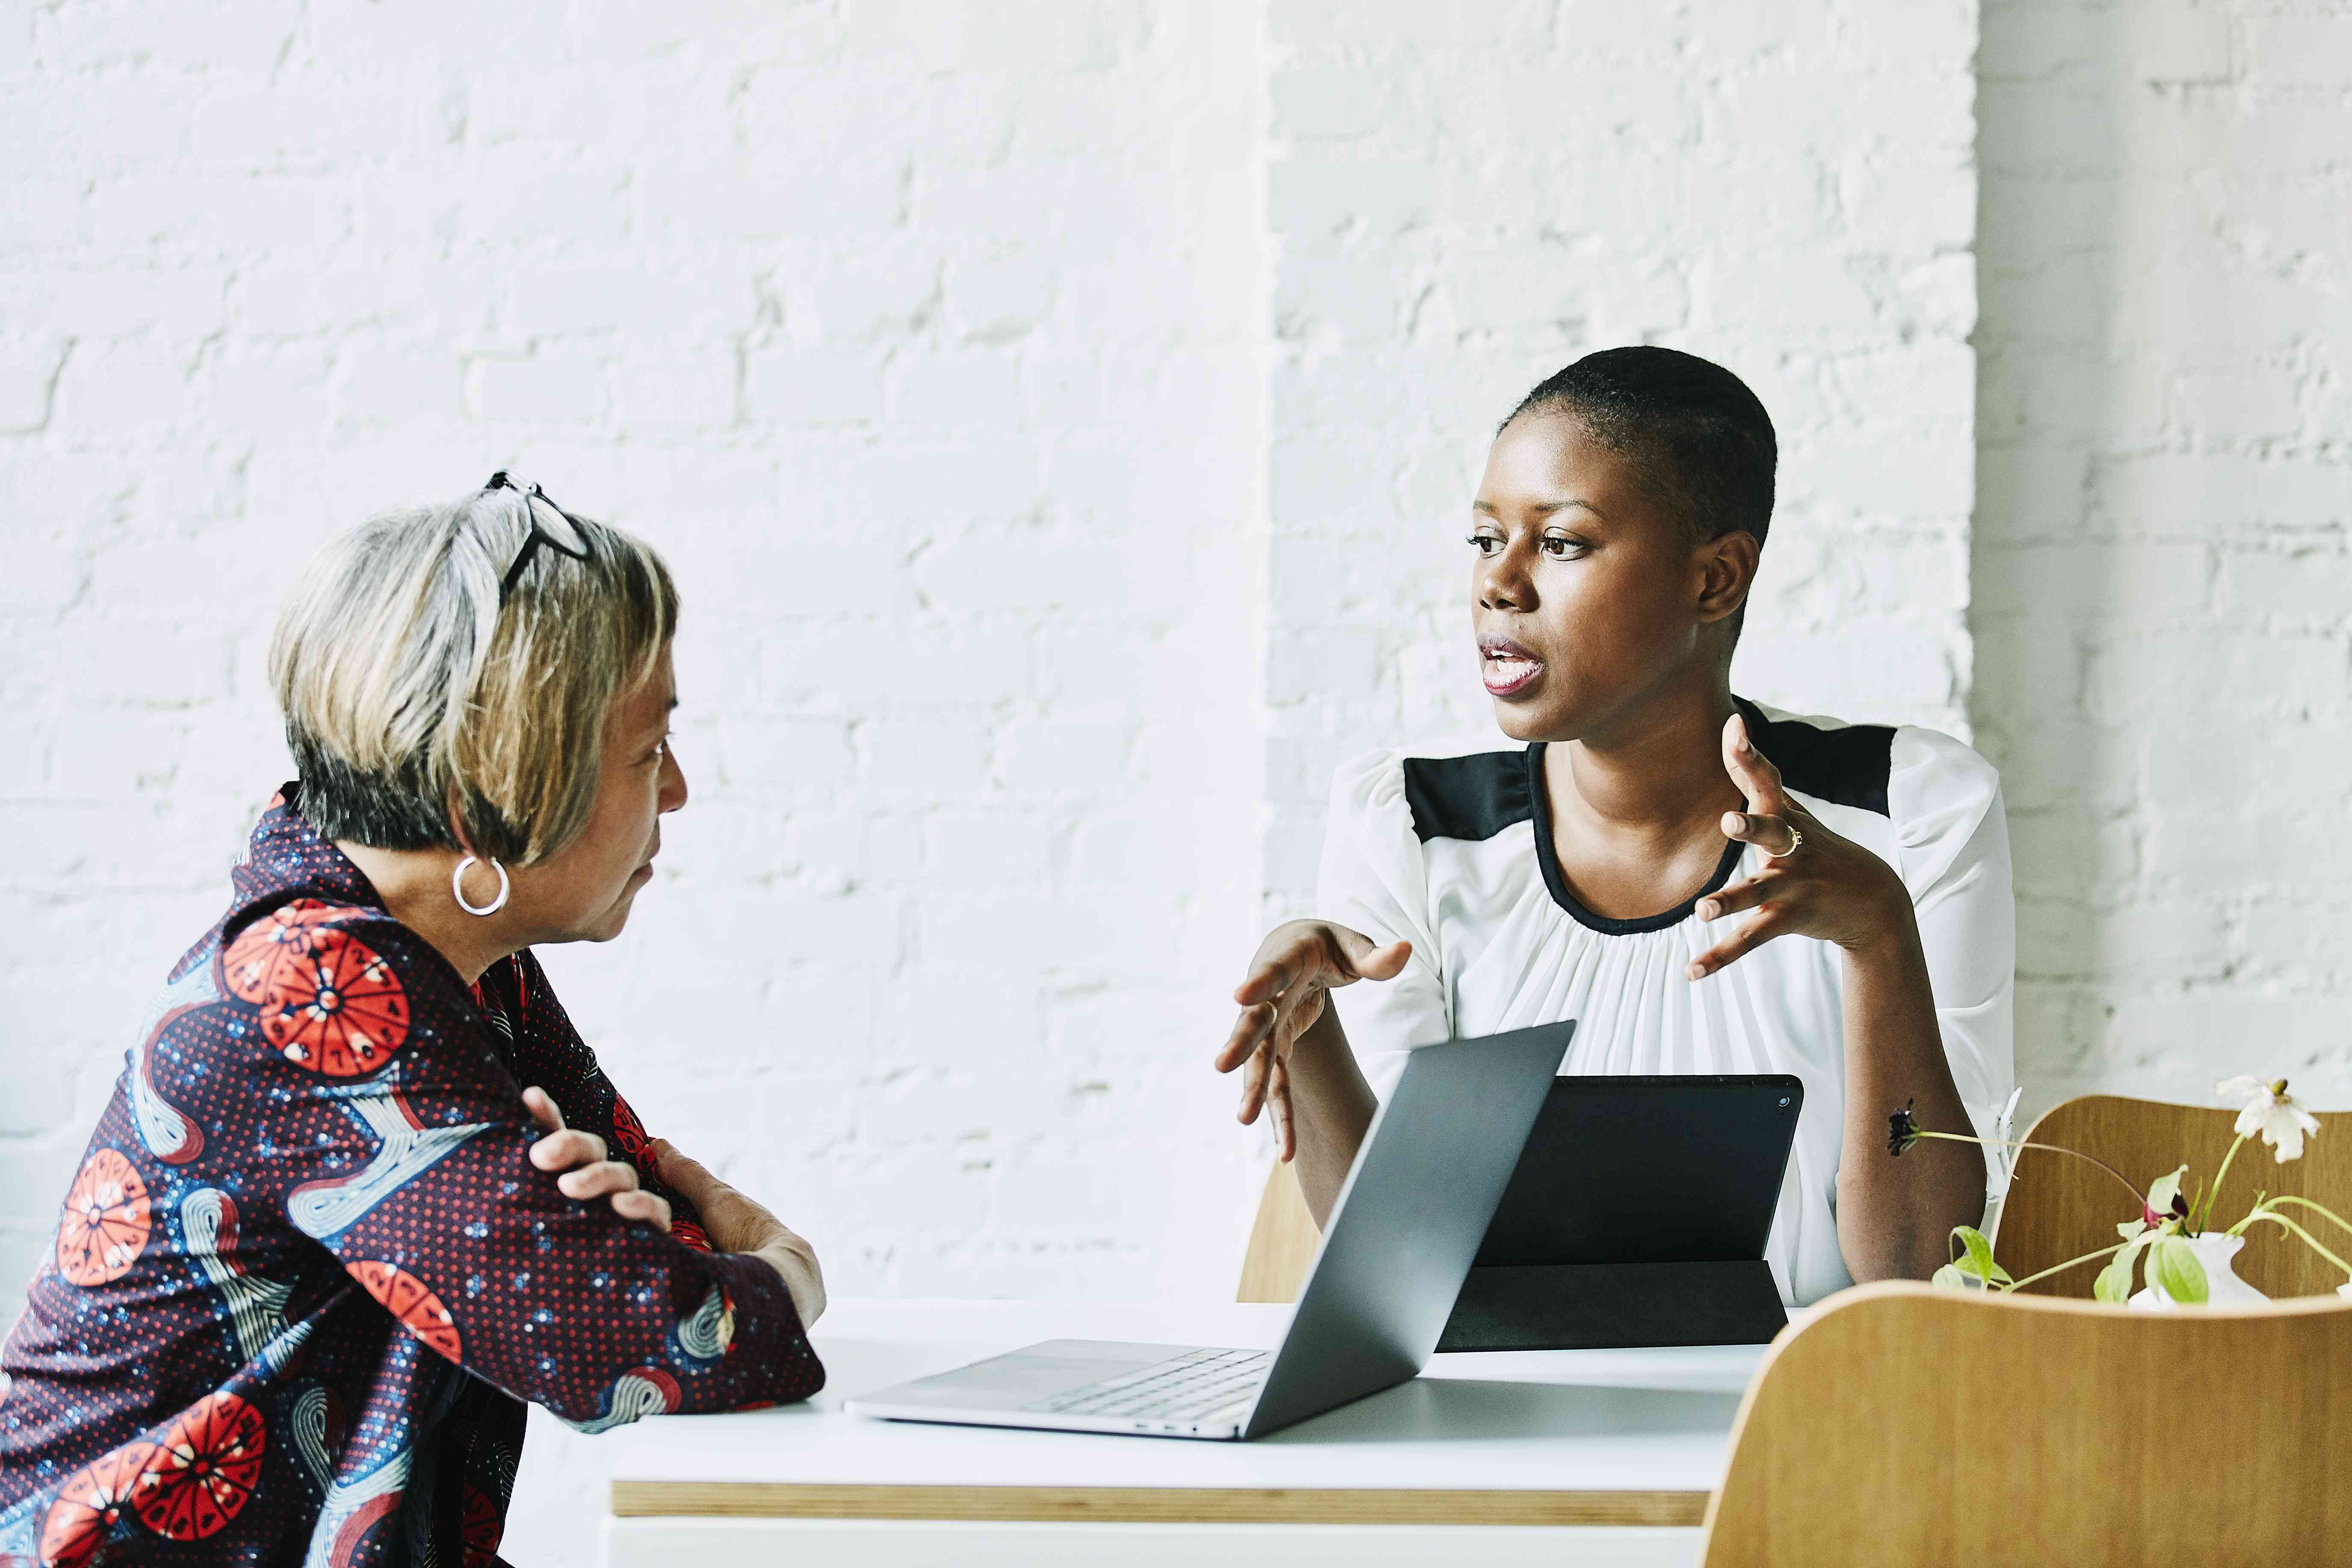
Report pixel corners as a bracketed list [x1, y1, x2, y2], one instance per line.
[452, 855, 510, 917]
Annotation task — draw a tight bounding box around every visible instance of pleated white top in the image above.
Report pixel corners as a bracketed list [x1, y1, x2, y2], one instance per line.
[1321, 700, 2016, 1307]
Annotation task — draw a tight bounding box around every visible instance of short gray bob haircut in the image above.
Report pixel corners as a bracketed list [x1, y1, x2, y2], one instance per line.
[269, 479, 678, 867]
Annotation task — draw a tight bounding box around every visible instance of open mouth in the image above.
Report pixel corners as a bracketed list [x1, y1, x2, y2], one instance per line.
[1480, 636, 1544, 697]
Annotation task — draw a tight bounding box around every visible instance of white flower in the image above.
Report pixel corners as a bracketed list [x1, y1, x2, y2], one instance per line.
[2216, 1076, 2322, 1163]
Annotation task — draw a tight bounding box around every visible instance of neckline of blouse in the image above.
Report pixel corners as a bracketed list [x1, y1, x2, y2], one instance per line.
[1522, 741, 1748, 936]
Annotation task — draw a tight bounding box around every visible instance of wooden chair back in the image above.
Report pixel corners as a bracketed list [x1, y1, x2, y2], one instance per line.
[1993, 1093, 2352, 1299]
[1234, 1158, 1319, 1303]
[1700, 1282, 2352, 1567]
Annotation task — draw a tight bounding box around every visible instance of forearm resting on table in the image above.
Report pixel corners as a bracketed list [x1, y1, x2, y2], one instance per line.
[1285, 1009, 1380, 1227]
[1835, 929, 1987, 1282]
[649, 1136, 827, 1327]
[753, 1233, 825, 1328]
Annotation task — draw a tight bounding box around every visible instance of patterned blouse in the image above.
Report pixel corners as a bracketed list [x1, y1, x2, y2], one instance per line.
[0, 789, 825, 1567]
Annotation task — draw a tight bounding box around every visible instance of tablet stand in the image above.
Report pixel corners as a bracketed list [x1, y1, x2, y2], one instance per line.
[1435, 1259, 1788, 1352]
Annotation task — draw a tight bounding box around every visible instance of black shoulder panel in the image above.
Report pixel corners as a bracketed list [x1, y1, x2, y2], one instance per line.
[1737, 698, 1894, 817]
[1402, 750, 1534, 843]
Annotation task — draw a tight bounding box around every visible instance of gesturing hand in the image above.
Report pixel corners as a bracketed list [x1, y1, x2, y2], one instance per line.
[1216, 919, 1410, 1161]
[523, 1086, 672, 1231]
[1685, 713, 1915, 981]
[647, 1139, 826, 1329]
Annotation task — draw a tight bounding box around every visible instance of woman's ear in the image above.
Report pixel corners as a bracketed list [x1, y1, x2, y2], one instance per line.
[1694, 531, 1760, 626]
[443, 789, 482, 861]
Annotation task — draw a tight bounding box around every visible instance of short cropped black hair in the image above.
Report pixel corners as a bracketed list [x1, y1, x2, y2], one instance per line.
[1503, 346, 1776, 551]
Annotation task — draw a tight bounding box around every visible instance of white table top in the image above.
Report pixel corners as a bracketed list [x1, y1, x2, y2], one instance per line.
[606, 1298, 1764, 1496]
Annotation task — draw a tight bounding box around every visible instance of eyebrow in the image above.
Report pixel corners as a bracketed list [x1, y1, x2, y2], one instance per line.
[1470, 498, 1605, 521]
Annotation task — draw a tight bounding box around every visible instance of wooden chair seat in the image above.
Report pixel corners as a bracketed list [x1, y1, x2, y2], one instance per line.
[1701, 1282, 2352, 1566]
[1235, 1156, 1319, 1303]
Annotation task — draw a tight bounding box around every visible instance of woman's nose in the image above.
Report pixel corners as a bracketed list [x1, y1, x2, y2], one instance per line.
[659, 744, 689, 814]
[1477, 546, 1535, 612]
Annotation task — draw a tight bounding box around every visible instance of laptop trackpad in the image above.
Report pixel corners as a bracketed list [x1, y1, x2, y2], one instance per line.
[871, 1340, 1191, 1408]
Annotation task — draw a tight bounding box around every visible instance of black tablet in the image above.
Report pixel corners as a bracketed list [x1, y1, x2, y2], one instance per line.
[1436, 1073, 1804, 1352]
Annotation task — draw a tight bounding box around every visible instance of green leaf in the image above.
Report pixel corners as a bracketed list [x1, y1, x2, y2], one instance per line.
[2095, 1235, 2152, 1303]
[1956, 1225, 1994, 1273]
[1942, 1225, 2010, 1287]
[2149, 1236, 2209, 1305]
[2147, 1164, 2189, 1219]
[1932, 1263, 1974, 1290]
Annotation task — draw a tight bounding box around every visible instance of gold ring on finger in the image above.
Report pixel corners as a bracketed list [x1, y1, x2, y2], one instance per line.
[1773, 827, 1803, 860]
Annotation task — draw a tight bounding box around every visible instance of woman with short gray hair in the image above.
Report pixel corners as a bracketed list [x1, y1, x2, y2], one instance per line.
[0, 475, 825, 1568]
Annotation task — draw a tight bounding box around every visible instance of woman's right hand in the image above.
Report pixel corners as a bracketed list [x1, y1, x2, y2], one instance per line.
[1215, 920, 1409, 1162]
[647, 1139, 826, 1329]
[524, 1086, 672, 1231]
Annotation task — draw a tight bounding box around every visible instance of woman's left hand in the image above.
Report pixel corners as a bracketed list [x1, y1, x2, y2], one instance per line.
[523, 1086, 673, 1231]
[1686, 713, 1914, 981]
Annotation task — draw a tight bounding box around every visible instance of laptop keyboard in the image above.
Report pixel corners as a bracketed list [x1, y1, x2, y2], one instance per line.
[1022, 1348, 1271, 1421]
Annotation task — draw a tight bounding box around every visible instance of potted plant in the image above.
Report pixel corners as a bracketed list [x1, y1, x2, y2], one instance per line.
[1887, 1078, 2352, 1308]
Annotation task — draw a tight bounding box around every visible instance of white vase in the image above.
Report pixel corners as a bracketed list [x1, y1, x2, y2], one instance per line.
[2128, 1232, 2268, 1311]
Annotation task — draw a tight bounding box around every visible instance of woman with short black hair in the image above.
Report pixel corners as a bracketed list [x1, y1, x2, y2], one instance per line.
[1216, 348, 2014, 1302]
[1, 476, 823, 1566]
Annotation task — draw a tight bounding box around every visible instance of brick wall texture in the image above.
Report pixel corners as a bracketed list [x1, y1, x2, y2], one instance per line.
[3, 0, 2333, 1560]
[1973, 0, 2352, 1122]
[2, 3, 1274, 1551]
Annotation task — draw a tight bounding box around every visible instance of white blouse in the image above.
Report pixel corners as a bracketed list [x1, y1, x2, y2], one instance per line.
[1320, 699, 2017, 1307]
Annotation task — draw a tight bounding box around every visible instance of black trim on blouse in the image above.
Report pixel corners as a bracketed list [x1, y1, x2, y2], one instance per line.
[1733, 697, 1895, 817]
[1525, 743, 1747, 935]
[1397, 698, 1897, 935]
[1402, 750, 1530, 843]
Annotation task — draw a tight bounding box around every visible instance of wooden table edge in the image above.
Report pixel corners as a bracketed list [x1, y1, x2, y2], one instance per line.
[609, 1480, 1710, 1527]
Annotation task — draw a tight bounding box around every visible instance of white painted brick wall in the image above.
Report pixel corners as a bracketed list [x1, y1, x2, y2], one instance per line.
[1258, 0, 1983, 914]
[0, 4, 1268, 1558]
[1974, 0, 2352, 1125]
[4, 1, 1988, 1561]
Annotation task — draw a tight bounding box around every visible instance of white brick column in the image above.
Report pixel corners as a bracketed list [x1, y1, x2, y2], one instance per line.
[1974, 0, 2352, 1118]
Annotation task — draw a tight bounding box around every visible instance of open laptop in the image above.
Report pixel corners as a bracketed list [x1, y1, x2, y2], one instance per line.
[842, 1019, 1573, 1441]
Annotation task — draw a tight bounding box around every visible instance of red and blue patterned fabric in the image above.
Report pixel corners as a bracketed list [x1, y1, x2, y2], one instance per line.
[0, 788, 824, 1566]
